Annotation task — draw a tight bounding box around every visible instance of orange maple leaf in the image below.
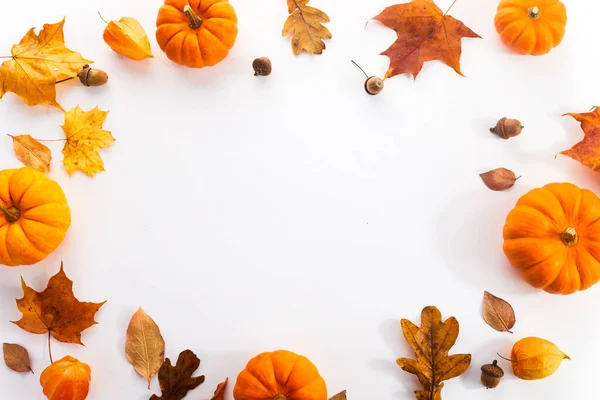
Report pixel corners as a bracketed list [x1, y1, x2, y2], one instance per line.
[12, 262, 106, 344]
[372, 0, 480, 79]
[561, 107, 600, 172]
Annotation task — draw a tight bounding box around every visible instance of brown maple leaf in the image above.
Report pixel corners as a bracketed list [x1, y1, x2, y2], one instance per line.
[12, 262, 106, 345]
[372, 0, 480, 79]
[561, 107, 600, 172]
[150, 350, 205, 400]
[397, 306, 471, 400]
[282, 0, 332, 55]
[0, 19, 92, 110]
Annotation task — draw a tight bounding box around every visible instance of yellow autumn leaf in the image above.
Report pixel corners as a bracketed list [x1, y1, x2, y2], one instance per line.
[282, 0, 332, 55]
[0, 19, 92, 110]
[8, 134, 52, 173]
[61, 106, 115, 177]
[100, 14, 153, 60]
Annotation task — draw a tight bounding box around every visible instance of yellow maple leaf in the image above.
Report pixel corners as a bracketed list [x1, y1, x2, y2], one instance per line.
[282, 0, 332, 55]
[61, 106, 115, 177]
[0, 19, 92, 110]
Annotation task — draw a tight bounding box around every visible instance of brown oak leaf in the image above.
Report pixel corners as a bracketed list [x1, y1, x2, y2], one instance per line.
[372, 0, 480, 79]
[12, 262, 106, 344]
[561, 107, 600, 172]
[282, 0, 332, 55]
[210, 378, 228, 400]
[397, 306, 471, 400]
[150, 350, 205, 400]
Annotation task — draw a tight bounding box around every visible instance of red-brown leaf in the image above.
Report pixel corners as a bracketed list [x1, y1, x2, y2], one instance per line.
[561, 107, 600, 172]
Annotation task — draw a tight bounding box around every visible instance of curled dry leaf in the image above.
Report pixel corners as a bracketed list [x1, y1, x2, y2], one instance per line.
[210, 378, 228, 400]
[372, 0, 480, 79]
[150, 350, 205, 400]
[100, 14, 153, 60]
[126, 307, 165, 388]
[561, 106, 600, 172]
[483, 291, 516, 333]
[9, 134, 52, 173]
[480, 168, 520, 191]
[61, 105, 115, 177]
[0, 19, 92, 110]
[282, 0, 332, 55]
[329, 390, 347, 400]
[13, 262, 105, 344]
[397, 306, 471, 400]
[3, 343, 33, 373]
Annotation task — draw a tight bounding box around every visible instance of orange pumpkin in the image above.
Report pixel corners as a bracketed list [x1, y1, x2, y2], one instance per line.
[0, 167, 71, 266]
[503, 183, 600, 294]
[234, 350, 327, 400]
[40, 356, 91, 400]
[494, 0, 567, 56]
[156, 0, 238, 68]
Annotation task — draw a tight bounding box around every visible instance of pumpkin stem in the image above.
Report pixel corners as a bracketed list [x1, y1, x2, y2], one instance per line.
[560, 227, 578, 246]
[183, 5, 202, 29]
[0, 204, 20, 222]
[528, 6, 541, 20]
[273, 395, 287, 400]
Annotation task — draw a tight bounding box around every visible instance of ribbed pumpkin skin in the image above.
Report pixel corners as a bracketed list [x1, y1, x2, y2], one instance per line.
[234, 350, 327, 400]
[0, 168, 71, 266]
[156, 0, 238, 68]
[503, 183, 600, 294]
[40, 356, 91, 400]
[494, 0, 566, 56]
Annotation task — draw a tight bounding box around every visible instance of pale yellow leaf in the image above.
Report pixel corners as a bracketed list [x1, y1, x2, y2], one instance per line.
[282, 0, 331, 55]
[125, 307, 165, 387]
[9, 134, 52, 173]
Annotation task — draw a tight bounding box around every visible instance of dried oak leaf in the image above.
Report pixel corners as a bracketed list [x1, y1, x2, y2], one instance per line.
[561, 106, 600, 172]
[100, 14, 153, 60]
[282, 0, 332, 55]
[210, 378, 228, 400]
[372, 0, 480, 79]
[479, 168, 520, 191]
[0, 19, 92, 110]
[397, 306, 471, 400]
[3, 343, 33, 373]
[61, 105, 115, 177]
[12, 262, 106, 344]
[150, 350, 205, 400]
[483, 291, 516, 333]
[8, 134, 52, 173]
[126, 307, 165, 387]
[329, 391, 347, 400]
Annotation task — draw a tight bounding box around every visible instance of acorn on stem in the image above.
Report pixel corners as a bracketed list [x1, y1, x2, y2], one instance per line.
[351, 60, 384, 95]
[77, 65, 109, 87]
[480, 360, 504, 389]
[490, 117, 523, 139]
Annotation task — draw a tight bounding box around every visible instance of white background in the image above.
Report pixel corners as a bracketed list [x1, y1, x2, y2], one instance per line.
[0, 0, 598, 399]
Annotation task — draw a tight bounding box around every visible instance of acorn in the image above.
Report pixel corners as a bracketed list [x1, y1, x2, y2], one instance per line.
[490, 117, 523, 139]
[481, 360, 504, 389]
[253, 57, 272, 76]
[77, 65, 109, 87]
[351, 60, 384, 96]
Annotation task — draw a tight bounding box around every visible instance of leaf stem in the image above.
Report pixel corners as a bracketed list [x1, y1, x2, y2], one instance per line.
[351, 60, 369, 78]
[444, 0, 459, 15]
[48, 332, 53, 364]
[496, 353, 516, 362]
[98, 12, 109, 25]
[34, 138, 67, 142]
[56, 77, 75, 84]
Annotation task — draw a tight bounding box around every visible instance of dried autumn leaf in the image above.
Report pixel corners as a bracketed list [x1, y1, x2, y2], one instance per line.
[3, 343, 33, 373]
[8, 134, 52, 173]
[479, 168, 519, 191]
[150, 350, 205, 400]
[329, 391, 347, 400]
[126, 307, 165, 387]
[483, 291, 516, 333]
[282, 0, 332, 55]
[100, 14, 153, 60]
[210, 378, 228, 400]
[13, 262, 106, 344]
[372, 0, 480, 79]
[0, 19, 92, 110]
[61, 105, 115, 177]
[561, 106, 600, 172]
[397, 306, 471, 400]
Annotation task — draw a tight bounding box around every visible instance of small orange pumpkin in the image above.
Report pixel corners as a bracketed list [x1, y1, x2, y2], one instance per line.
[503, 183, 600, 294]
[494, 0, 567, 56]
[0, 167, 71, 267]
[156, 0, 238, 68]
[234, 350, 327, 400]
[40, 356, 91, 400]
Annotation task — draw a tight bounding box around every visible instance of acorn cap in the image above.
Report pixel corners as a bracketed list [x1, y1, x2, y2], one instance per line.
[481, 361, 504, 377]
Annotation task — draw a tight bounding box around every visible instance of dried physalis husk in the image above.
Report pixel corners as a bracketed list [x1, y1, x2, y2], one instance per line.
[480, 168, 520, 191]
[490, 118, 523, 139]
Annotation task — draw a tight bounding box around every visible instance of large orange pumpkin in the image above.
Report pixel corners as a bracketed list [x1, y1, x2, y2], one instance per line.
[40, 356, 91, 400]
[494, 0, 567, 56]
[234, 350, 327, 400]
[503, 183, 600, 294]
[0, 167, 71, 266]
[156, 0, 238, 68]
